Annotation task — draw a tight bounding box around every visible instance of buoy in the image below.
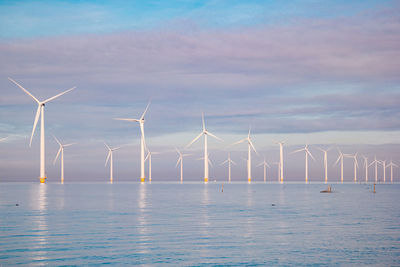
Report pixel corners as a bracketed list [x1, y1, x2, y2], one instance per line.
[221, 183, 224, 192]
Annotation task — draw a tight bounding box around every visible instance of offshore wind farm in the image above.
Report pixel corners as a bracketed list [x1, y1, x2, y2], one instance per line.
[1, 0, 400, 266]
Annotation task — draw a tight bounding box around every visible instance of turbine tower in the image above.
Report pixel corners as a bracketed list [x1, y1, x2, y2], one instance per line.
[344, 153, 358, 183]
[220, 152, 236, 182]
[362, 155, 369, 183]
[257, 157, 270, 182]
[334, 149, 344, 183]
[145, 149, 160, 183]
[232, 127, 257, 183]
[115, 101, 150, 183]
[104, 143, 123, 183]
[318, 147, 331, 184]
[387, 160, 398, 183]
[380, 160, 387, 182]
[276, 141, 285, 183]
[291, 145, 315, 183]
[368, 156, 380, 183]
[175, 148, 191, 183]
[53, 135, 75, 184]
[186, 113, 222, 183]
[9, 78, 75, 183]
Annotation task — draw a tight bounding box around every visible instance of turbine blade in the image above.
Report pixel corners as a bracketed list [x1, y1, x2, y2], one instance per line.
[43, 87, 76, 103]
[105, 151, 111, 166]
[53, 147, 62, 165]
[334, 154, 341, 166]
[232, 138, 247, 146]
[307, 149, 315, 161]
[220, 159, 228, 165]
[144, 152, 150, 162]
[30, 105, 41, 147]
[52, 134, 61, 146]
[290, 148, 305, 154]
[104, 142, 111, 150]
[185, 132, 203, 148]
[249, 139, 257, 154]
[140, 101, 151, 120]
[202, 112, 205, 131]
[175, 157, 181, 168]
[231, 160, 237, 165]
[63, 143, 75, 147]
[207, 131, 223, 141]
[114, 118, 139, 122]
[8, 78, 40, 104]
[208, 158, 213, 167]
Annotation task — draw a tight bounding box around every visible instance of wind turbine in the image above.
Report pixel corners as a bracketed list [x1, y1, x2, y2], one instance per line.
[175, 148, 191, 183]
[257, 157, 271, 182]
[114, 101, 150, 183]
[334, 149, 344, 183]
[104, 143, 123, 183]
[53, 135, 75, 184]
[276, 141, 285, 183]
[368, 156, 380, 183]
[380, 160, 387, 183]
[291, 145, 315, 183]
[344, 153, 358, 183]
[387, 160, 398, 183]
[186, 113, 222, 183]
[232, 127, 257, 183]
[145, 149, 161, 183]
[220, 153, 236, 182]
[318, 147, 331, 184]
[362, 155, 369, 183]
[9, 78, 76, 183]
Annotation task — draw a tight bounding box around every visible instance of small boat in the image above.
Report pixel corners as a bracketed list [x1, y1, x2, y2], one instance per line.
[320, 185, 332, 193]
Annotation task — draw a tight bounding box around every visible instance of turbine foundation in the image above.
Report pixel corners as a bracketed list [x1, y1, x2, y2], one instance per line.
[140, 177, 145, 183]
[40, 177, 47, 183]
[204, 177, 208, 183]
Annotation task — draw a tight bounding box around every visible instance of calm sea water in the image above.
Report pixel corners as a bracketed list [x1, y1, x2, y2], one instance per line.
[0, 182, 399, 266]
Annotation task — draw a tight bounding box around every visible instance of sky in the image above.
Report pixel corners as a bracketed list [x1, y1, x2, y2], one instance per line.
[0, 0, 400, 182]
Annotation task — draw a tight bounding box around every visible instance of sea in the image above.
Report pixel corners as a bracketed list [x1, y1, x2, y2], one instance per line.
[0, 182, 399, 266]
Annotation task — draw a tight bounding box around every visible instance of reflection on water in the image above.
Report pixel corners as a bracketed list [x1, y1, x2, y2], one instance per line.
[137, 183, 150, 254]
[0, 183, 399, 266]
[31, 184, 49, 263]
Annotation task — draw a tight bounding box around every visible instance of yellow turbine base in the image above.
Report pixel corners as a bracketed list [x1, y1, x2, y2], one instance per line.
[140, 177, 145, 183]
[248, 178, 251, 183]
[204, 177, 208, 183]
[40, 177, 47, 183]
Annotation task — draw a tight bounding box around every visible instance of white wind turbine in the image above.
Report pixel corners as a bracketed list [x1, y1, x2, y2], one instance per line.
[362, 155, 369, 183]
[276, 141, 285, 183]
[257, 157, 271, 183]
[104, 143, 123, 183]
[334, 149, 345, 183]
[53, 135, 75, 184]
[175, 148, 191, 183]
[291, 145, 315, 183]
[368, 156, 380, 183]
[145, 149, 161, 183]
[387, 160, 398, 183]
[115, 101, 150, 183]
[220, 153, 236, 182]
[232, 127, 257, 183]
[380, 160, 387, 183]
[186, 113, 222, 183]
[9, 78, 76, 183]
[344, 153, 358, 183]
[318, 147, 331, 184]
